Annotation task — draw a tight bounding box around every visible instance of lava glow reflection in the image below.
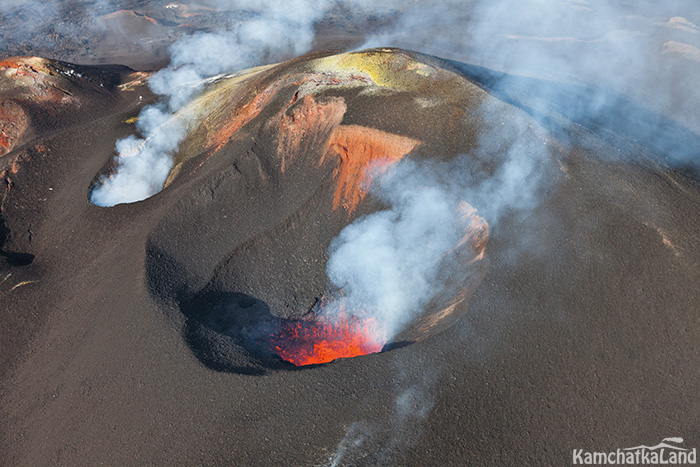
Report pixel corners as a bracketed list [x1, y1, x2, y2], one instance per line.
[268, 311, 387, 366]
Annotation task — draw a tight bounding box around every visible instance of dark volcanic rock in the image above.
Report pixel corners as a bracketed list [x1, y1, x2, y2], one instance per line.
[0, 56, 141, 266]
[140, 49, 493, 371]
[1, 47, 699, 466]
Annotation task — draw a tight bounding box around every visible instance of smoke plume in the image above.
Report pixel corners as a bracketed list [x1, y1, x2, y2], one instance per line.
[82, 0, 700, 206]
[310, 0, 700, 349]
[325, 160, 466, 340]
[90, 1, 346, 206]
[6, 0, 699, 459]
[323, 120, 542, 343]
[318, 2, 699, 462]
[324, 355, 441, 466]
[85, 0, 416, 206]
[363, 0, 700, 166]
[326, 422, 372, 467]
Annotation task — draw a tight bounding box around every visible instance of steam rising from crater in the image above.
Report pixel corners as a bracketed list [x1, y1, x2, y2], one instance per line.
[269, 106, 543, 366]
[88, 0, 412, 206]
[90, 1, 344, 206]
[272, 159, 489, 364]
[325, 159, 484, 341]
[4, 1, 696, 463]
[85, 0, 700, 207]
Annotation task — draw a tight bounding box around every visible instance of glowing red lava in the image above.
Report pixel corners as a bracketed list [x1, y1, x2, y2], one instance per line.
[269, 312, 387, 366]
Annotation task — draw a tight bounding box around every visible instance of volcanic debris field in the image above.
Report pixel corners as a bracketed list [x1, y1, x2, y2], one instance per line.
[2, 2, 700, 467]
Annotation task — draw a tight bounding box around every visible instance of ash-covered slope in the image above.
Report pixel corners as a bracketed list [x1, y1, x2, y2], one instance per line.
[0, 56, 135, 156]
[0, 56, 143, 267]
[135, 48, 496, 371]
[1, 48, 699, 466]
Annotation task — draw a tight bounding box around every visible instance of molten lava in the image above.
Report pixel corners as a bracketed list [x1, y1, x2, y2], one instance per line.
[269, 311, 387, 366]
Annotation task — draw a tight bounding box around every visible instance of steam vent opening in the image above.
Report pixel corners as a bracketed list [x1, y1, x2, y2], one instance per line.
[140, 48, 498, 371]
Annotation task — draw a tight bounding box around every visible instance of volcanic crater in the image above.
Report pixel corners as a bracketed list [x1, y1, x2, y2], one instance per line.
[0, 48, 613, 373]
[123, 49, 496, 370]
[2, 36, 700, 466]
[2, 0, 700, 462]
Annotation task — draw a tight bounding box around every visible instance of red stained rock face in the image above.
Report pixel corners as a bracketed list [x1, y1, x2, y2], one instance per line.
[273, 91, 421, 214]
[202, 69, 371, 160]
[325, 125, 421, 214]
[277, 95, 347, 172]
[0, 101, 27, 157]
[204, 81, 283, 156]
[456, 201, 489, 258]
[0, 58, 74, 103]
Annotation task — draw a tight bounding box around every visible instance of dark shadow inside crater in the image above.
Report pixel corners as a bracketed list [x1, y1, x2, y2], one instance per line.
[178, 289, 418, 374]
[179, 291, 301, 375]
[0, 251, 35, 266]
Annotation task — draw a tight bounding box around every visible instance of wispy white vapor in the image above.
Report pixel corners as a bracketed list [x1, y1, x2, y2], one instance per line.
[90, 105, 188, 207]
[89, 0, 700, 205]
[323, 101, 546, 342]
[363, 0, 700, 166]
[321, 3, 700, 458]
[90, 0, 340, 206]
[324, 357, 441, 466]
[315, 95, 549, 465]
[325, 160, 466, 340]
[326, 422, 372, 467]
[88, 0, 426, 206]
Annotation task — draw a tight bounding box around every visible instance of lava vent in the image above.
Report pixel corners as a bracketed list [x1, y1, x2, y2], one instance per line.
[142, 49, 502, 371]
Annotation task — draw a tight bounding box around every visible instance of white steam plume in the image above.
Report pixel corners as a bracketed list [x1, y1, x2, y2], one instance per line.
[325, 161, 466, 341]
[88, 0, 419, 206]
[326, 422, 372, 467]
[323, 105, 544, 343]
[75, 1, 700, 462]
[88, 0, 700, 206]
[316, 0, 700, 353]
[322, 3, 699, 459]
[324, 357, 441, 466]
[90, 0, 343, 206]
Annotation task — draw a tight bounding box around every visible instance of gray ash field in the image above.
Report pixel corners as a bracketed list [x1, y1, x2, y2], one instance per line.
[1, 1, 700, 466]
